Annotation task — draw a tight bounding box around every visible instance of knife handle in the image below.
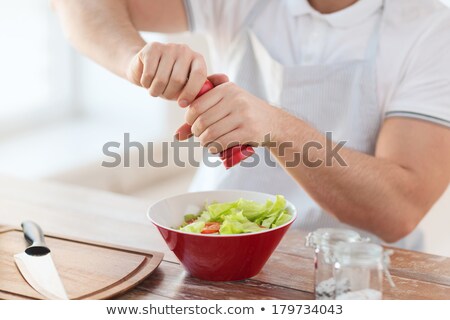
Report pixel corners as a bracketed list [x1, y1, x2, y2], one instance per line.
[21, 221, 51, 256]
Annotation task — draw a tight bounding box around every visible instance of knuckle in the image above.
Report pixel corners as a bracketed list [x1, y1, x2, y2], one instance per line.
[179, 44, 191, 54]
[171, 75, 186, 86]
[200, 129, 213, 145]
[240, 105, 252, 119]
[149, 80, 166, 97]
[210, 139, 223, 152]
[153, 78, 166, 89]
[166, 43, 178, 53]
[140, 78, 148, 88]
[146, 71, 156, 81]
[193, 52, 205, 61]
[185, 109, 196, 125]
[199, 135, 210, 146]
[138, 49, 147, 60]
[222, 82, 234, 91]
[190, 67, 206, 78]
[190, 105, 200, 118]
[231, 83, 240, 91]
[205, 128, 216, 141]
[148, 42, 161, 53]
[235, 94, 248, 106]
[192, 126, 200, 138]
[195, 118, 205, 133]
[162, 92, 175, 100]
[140, 73, 154, 88]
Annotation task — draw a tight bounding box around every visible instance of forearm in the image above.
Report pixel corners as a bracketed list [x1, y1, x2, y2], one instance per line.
[52, 0, 145, 78]
[175, 80, 448, 242]
[271, 111, 425, 242]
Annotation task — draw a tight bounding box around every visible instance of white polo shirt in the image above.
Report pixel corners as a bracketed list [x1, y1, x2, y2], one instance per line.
[184, 0, 450, 127]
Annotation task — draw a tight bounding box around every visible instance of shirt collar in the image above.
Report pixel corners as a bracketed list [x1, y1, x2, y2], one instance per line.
[286, 0, 384, 28]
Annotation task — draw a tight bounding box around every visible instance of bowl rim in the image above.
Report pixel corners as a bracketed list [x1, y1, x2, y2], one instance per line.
[147, 189, 298, 238]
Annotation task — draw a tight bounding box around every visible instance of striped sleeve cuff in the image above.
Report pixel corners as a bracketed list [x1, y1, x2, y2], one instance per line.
[385, 111, 450, 128]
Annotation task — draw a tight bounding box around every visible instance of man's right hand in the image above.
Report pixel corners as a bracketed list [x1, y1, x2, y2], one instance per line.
[126, 42, 208, 108]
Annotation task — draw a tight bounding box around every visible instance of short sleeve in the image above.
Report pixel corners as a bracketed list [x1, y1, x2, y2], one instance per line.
[385, 14, 450, 127]
[184, 0, 258, 41]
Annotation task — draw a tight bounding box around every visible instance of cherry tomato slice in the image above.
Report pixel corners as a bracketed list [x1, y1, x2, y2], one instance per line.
[201, 222, 221, 234]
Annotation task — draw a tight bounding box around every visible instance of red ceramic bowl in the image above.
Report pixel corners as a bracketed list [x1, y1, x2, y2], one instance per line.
[147, 190, 297, 281]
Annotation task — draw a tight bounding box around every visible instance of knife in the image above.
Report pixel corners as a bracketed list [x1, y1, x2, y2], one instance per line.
[14, 221, 69, 300]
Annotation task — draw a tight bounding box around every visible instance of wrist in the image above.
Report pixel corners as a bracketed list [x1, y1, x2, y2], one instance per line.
[267, 108, 315, 154]
[269, 107, 292, 144]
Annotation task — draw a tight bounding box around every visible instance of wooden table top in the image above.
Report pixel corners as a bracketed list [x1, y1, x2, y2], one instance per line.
[1, 176, 449, 300]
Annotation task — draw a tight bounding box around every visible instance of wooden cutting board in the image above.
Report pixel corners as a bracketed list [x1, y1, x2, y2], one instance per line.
[0, 226, 164, 300]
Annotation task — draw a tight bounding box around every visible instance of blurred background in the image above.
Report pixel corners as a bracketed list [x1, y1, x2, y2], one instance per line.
[1, 0, 449, 256]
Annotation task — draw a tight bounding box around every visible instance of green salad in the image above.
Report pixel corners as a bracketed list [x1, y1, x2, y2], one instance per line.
[177, 195, 292, 235]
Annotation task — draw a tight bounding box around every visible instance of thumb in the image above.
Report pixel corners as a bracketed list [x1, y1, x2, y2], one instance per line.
[207, 74, 229, 87]
[126, 54, 144, 86]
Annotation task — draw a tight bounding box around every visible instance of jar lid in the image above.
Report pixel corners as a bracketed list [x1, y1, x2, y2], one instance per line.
[305, 228, 367, 249]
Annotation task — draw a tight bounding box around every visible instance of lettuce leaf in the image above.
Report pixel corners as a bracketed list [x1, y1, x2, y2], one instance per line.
[178, 195, 292, 234]
[179, 221, 205, 233]
[207, 202, 237, 221]
[219, 209, 265, 234]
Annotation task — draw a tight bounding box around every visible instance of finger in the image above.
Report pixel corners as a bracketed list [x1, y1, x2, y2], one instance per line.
[149, 53, 176, 97]
[198, 113, 242, 148]
[127, 54, 144, 86]
[163, 55, 191, 99]
[178, 55, 207, 108]
[191, 102, 231, 137]
[207, 129, 243, 154]
[175, 123, 193, 141]
[140, 48, 161, 89]
[185, 90, 223, 126]
[208, 74, 229, 87]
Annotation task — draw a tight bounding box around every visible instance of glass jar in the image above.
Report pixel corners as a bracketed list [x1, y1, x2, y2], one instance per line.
[305, 228, 369, 300]
[333, 242, 394, 300]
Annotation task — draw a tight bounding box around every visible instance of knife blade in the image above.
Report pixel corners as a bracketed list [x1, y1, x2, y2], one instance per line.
[14, 221, 68, 300]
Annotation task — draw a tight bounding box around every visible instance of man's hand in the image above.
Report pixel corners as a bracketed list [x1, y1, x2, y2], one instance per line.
[181, 79, 282, 153]
[127, 43, 208, 107]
